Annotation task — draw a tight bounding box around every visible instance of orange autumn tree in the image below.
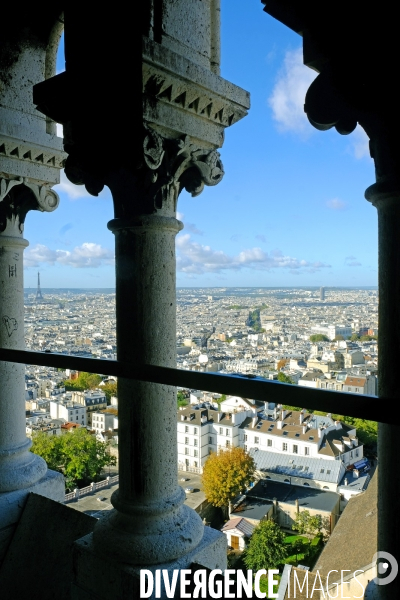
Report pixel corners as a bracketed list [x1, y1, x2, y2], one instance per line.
[202, 447, 255, 516]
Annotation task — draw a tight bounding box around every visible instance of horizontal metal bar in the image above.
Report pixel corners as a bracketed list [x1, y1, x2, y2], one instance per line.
[0, 347, 385, 424]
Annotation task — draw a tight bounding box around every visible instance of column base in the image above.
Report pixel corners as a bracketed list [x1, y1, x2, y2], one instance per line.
[71, 526, 227, 599]
[0, 469, 64, 561]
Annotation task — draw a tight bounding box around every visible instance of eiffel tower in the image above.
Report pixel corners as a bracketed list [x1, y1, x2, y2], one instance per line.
[36, 272, 43, 301]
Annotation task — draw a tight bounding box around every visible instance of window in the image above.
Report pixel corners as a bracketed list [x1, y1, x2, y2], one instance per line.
[194, 461, 198, 467]
[185, 437, 189, 445]
[194, 428, 198, 434]
[356, 450, 359, 457]
[254, 436, 259, 444]
[244, 445, 247, 452]
[350, 451, 353, 458]
[226, 429, 229, 436]
[226, 440, 230, 448]
[245, 435, 247, 441]
[303, 483, 310, 487]
[185, 426, 189, 433]
[194, 439, 198, 447]
[219, 427, 223, 435]
[282, 443, 287, 451]
[320, 468, 324, 473]
[293, 445, 298, 454]
[305, 447, 310, 456]
[185, 448, 189, 455]
[209, 437, 213, 444]
[327, 470, 331, 474]
[194, 450, 198, 457]
[267, 439, 272, 447]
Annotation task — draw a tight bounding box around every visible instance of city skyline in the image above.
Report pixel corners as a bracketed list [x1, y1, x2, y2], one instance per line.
[23, 1, 376, 289]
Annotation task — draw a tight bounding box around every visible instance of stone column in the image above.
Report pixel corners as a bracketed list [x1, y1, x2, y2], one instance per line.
[0, 178, 65, 557]
[365, 177, 400, 600]
[0, 179, 61, 491]
[90, 130, 224, 565]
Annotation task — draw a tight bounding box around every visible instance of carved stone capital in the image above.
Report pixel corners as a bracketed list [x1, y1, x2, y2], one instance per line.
[65, 126, 224, 217]
[0, 176, 60, 234]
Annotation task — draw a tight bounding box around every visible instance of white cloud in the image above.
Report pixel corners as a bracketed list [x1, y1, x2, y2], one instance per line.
[326, 198, 347, 211]
[268, 48, 317, 135]
[176, 234, 330, 275]
[345, 255, 362, 267]
[349, 125, 371, 160]
[25, 243, 114, 268]
[55, 170, 93, 200]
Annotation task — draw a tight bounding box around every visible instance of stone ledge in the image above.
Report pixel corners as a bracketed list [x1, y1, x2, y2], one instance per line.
[0, 469, 65, 561]
[72, 525, 227, 599]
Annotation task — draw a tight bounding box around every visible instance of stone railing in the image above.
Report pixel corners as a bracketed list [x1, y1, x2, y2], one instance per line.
[64, 474, 119, 503]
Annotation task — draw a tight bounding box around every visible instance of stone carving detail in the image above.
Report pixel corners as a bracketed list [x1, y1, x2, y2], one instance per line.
[136, 127, 224, 212]
[65, 126, 224, 215]
[0, 177, 60, 233]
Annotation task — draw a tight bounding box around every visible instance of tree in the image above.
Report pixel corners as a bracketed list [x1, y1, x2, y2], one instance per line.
[351, 333, 360, 341]
[244, 520, 287, 571]
[202, 447, 255, 515]
[63, 371, 102, 392]
[102, 381, 117, 404]
[277, 359, 289, 371]
[177, 391, 188, 408]
[31, 429, 116, 491]
[309, 334, 329, 342]
[292, 510, 324, 541]
[277, 372, 294, 384]
[334, 334, 344, 341]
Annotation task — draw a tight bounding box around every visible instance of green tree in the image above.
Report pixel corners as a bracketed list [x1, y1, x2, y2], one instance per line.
[202, 447, 255, 515]
[31, 429, 116, 491]
[309, 334, 329, 342]
[292, 510, 324, 542]
[102, 381, 117, 404]
[334, 334, 344, 341]
[177, 391, 188, 408]
[244, 520, 287, 571]
[63, 371, 102, 392]
[351, 333, 360, 341]
[277, 372, 294, 384]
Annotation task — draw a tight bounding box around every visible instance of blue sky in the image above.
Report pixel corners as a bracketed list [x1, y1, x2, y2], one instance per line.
[24, 0, 377, 289]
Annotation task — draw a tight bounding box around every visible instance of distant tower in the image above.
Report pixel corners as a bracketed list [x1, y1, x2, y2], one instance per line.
[320, 286, 325, 302]
[36, 272, 43, 301]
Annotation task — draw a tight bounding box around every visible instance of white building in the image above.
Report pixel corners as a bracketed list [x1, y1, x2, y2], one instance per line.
[92, 409, 118, 434]
[177, 405, 252, 471]
[243, 409, 363, 468]
[50, 401, 87, 427]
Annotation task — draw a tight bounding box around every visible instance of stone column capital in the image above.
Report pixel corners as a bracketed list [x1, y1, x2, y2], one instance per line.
[0, 176, 60, 236]
[65, 125, 224, 217]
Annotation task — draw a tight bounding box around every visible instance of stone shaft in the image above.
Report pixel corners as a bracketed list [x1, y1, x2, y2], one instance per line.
[366, 184, 400, 600]
[92, 214, 203, 564]
[0, 230, 46, 492]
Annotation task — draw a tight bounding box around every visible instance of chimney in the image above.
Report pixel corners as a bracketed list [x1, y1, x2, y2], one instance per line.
[281, 409, 287, 420]
[335, 420, 341, 429]
[344, 478, 348, 486]
[252, 417, 257, 428]
[232, 413, 236, 424]
[201, 415, 207, 424]
[299, 411, 304, 424]
[218, 412, 223, 422]
[318, 427, 323, 439]
[302, 425, 307, 434]
[180, 415, 185, 421]
[264, 401, 268, 412]
[277, 420, 282, 430]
